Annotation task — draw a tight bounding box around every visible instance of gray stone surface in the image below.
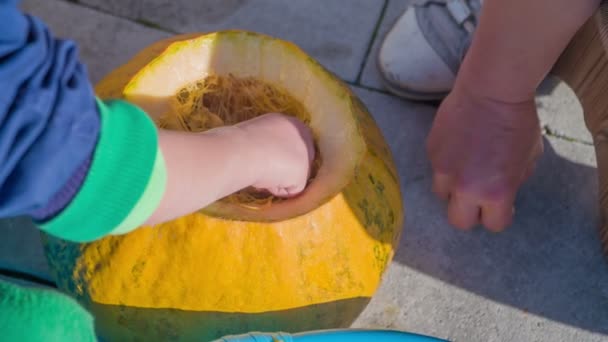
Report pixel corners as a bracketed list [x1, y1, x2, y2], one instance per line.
[353, 87, 436, 184]
[78, 0, 383, 82]
[537, 77, 592, 144]
[352, 86, 607, 342]
[21, 0, 171, 84]
[2, 0, 607, 341]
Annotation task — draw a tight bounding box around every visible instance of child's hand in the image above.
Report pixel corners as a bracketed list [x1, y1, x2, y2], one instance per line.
[427, 81, 543, 232]
[146, 113, 315, 227]
[237, 113, 315, 197]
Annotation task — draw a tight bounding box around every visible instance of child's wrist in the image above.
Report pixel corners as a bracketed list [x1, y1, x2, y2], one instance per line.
[208, 124, 263, 188]
[234, 126, 268, 188]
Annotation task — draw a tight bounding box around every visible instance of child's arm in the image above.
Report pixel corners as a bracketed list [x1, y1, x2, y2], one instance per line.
[427, 0, 600, 231]
[0, 1, 314, 242]
[146, 113, 314, 226]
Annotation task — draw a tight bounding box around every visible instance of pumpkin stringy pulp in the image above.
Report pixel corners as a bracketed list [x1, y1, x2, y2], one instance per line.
[157, 74, 322, 209]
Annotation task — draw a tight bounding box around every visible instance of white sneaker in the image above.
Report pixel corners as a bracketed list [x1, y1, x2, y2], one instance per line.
[378, 0, 482, 101]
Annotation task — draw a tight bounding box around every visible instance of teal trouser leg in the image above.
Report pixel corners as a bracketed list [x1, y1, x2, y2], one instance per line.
[0, 279, 97, 342]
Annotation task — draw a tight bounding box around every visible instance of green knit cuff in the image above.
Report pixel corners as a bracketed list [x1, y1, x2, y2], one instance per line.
[36, 99, 160, 243]
[110, 150, 167, 235]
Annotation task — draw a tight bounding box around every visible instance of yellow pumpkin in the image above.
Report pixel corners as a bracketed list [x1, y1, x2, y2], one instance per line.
[42, 31, 404, 341]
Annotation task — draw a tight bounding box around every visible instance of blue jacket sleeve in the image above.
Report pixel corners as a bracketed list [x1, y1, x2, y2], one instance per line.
[0, 0, 100, 218]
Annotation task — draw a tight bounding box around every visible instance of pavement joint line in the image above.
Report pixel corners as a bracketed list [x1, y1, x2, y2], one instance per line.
[355, 0, 389, 85]
[57, 0, 178, 34]
[542, 125, 593, 146]
[346, 80, 397, 97]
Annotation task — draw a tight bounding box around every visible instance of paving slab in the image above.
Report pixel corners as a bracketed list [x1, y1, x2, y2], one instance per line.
[78, 0, 384, 82]
[2, 1, 607, 340]
[537, 77, 592, 144]
[352, 86, 607, 342]
[21, 0, 171, 84]
[353, 87, 437, 183]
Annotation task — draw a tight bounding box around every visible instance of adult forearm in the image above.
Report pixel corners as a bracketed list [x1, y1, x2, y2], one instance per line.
[459, 0, 600, 102]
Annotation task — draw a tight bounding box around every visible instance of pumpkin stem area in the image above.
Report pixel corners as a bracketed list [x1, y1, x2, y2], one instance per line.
[158, 74, 322, 209]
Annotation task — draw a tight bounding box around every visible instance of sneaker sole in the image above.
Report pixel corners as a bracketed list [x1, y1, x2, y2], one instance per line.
[377, 52, 451, 102]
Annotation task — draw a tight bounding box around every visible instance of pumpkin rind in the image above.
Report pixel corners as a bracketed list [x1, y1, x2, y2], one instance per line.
[42, 31, 404, 341]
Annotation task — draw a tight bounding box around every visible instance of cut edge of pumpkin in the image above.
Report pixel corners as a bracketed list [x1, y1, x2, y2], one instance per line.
[122, 31, 367, 222]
